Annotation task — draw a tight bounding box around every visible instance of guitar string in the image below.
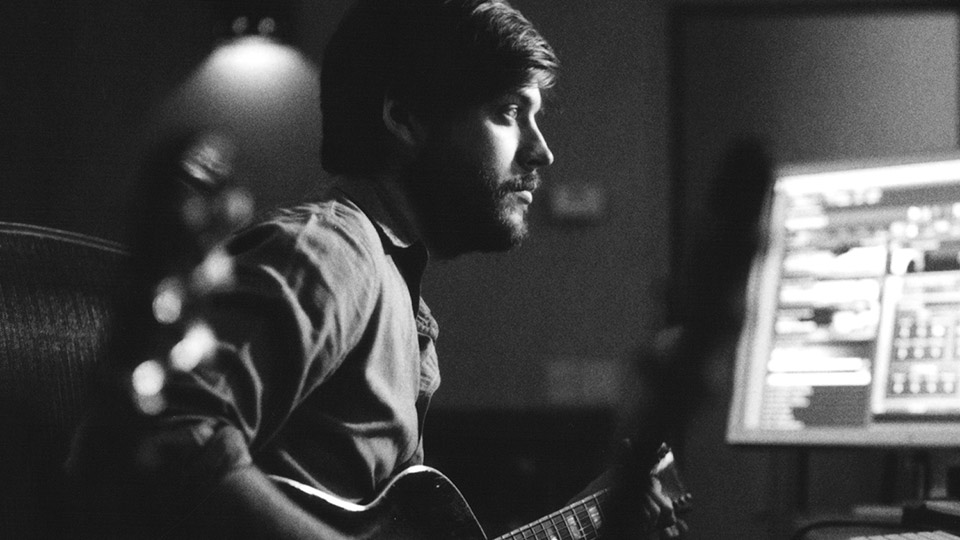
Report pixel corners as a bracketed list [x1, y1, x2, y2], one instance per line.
[497, 483, 617, 540]
[548, 513, 571, 540]
[499, 501, 574, 540]
[569, 505, 589, 539]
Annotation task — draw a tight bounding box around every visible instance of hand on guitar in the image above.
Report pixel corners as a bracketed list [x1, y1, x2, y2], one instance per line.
[649, 479, 689, 540]
[272, 443, 692, 540]
[637, 477, 689, 540]
[577, 472, 682, 538]
[573, 440, 690, 539]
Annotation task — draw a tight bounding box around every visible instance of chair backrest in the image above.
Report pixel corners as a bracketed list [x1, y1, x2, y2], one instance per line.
[0, 222, 128, 535]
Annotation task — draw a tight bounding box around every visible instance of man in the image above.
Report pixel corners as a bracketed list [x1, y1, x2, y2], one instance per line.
[68, 0, 675, 537]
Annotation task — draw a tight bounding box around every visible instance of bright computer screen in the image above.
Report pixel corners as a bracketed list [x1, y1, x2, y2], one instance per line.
[727, 153, 960, 447]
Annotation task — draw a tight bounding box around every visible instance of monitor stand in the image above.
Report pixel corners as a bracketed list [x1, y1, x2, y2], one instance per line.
[895, 449, 960, 502]
[862, 449, 960, 505]
[796, 449, 960, 519]
[845, 450, 960, 534]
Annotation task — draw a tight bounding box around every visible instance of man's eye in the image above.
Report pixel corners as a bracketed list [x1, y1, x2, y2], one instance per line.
[501, 105, 520, 119]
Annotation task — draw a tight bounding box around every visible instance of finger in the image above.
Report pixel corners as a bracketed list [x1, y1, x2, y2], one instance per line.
[660, 520, 689, 539]
[650, 477, 672, 507]
[649, 478, 677, 528]
[642, 493, 661, 531]
[660, 524, 681, 539]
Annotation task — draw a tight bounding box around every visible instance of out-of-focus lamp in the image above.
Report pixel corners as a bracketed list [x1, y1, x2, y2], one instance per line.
[230, 14, 278, 39]
[156, 0, 320, 231]
[212, 0, 295, 43]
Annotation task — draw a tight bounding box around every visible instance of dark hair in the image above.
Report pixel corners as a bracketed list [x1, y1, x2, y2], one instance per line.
[320, 0, 559, 175]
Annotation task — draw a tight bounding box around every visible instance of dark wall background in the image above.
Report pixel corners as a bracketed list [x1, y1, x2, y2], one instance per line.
[1, 2, 212, 236]
[4, 1, 959, 539]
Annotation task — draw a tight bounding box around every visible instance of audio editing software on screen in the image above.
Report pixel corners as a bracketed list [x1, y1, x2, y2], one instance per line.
[728, 157, 960, 446]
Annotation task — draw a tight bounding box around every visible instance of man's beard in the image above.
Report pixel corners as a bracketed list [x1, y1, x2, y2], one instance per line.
[402, 143, 541, 259]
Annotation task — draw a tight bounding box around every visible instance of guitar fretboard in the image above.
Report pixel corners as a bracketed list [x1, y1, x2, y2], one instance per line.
[493, 489, 609, 540]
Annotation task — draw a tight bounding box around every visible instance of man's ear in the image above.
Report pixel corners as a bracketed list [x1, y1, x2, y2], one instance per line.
[383, 95, 427, 152]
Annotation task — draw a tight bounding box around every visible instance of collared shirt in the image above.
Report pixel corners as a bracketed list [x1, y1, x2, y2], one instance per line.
[149, 177, 440, 503]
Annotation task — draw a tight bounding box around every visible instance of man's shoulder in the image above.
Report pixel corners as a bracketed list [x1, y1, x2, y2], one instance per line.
[230, 194, 383, 264]
[280, 194, 378, 239]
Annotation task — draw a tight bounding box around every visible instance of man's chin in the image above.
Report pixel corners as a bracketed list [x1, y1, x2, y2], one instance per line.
[416, 184, 534, 257]
[434, 219, 527, 259]
[484, 216, 529, 252]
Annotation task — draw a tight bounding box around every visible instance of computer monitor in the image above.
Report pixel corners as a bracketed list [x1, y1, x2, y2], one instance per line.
[727, 153, 960, 447]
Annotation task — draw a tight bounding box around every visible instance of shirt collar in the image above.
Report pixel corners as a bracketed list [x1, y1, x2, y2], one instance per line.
[329, 176, 430, 311]
[329, 175, 422, 251]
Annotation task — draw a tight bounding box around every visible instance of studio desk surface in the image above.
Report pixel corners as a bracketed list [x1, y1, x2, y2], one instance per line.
[796, 500, 960, 540]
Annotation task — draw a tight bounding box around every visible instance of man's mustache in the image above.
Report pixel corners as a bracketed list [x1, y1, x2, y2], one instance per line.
[497, 171, 541, 196]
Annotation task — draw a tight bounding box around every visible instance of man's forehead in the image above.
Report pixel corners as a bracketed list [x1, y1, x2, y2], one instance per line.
[503, 85, 543, 105]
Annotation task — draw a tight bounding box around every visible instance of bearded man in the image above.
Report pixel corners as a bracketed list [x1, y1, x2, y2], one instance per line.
[67, 1, 676, 537]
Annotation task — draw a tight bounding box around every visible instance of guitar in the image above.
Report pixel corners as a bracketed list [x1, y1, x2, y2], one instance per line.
[270, 443, 690, 540]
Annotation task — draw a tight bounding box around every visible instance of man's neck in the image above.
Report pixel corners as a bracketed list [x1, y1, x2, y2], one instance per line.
[338, 173, 429, 253]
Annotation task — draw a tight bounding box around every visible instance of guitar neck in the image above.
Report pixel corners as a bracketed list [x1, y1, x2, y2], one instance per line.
[493, 490, 609, 540]
[492, 444, 691, 539]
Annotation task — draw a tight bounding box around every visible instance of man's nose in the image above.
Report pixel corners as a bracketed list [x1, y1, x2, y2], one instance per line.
[523, 123, 554, 170]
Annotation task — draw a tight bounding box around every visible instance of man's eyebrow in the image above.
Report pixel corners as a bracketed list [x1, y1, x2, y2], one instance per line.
[503, 86, 538, 101]
[510, 90, 543, 111]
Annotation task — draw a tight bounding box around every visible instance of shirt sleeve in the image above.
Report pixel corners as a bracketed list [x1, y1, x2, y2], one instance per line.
[76, 206, 385, 525]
